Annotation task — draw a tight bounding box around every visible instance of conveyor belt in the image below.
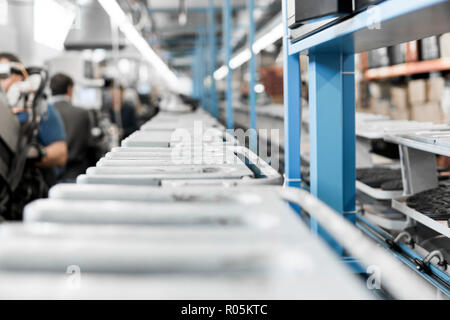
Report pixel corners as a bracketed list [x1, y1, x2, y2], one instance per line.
[0, 108, 438, 299]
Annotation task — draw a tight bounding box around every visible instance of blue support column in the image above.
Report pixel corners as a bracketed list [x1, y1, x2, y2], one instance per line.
[208, 0, 218, 118]
[199, 31, 207, 110]
[248, 0, 257, 153]
[192, 38, 201, 99]
[223, 0, 233, 129]
[308, 52, 356, 254]
[282, 0, 301, 189]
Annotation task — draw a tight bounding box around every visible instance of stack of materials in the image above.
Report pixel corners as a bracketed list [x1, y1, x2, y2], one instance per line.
[78, 109, 282, 186]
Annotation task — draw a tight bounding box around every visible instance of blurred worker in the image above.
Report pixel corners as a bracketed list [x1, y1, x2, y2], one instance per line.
[106, 81, 138, 139]
[50, 73, 91, 181]
[0, 52, 67, 186]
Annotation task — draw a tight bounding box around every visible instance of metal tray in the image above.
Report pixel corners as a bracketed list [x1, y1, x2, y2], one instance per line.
[392, 198, 450, 238]
[23, 199, 279, 227]
[356, 180, 403, 200]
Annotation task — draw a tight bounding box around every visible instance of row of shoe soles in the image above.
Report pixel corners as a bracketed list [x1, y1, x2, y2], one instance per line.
[357, 168, 403, 191]
[300, 167, 403, 190]
[358, 168, 450, 219]
[406, 185, 450, 219]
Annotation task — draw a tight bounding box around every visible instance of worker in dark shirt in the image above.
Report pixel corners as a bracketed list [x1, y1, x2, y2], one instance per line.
[106, 82, 138, 139]
[50, 73, 91, 182]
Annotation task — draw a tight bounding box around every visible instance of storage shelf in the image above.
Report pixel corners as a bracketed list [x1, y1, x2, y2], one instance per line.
[385, 134, 450, 157]
[392, 199, 450, 238]
[364, 58, 450, 80]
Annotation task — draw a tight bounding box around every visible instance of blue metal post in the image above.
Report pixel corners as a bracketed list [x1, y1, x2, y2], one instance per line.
[282, 0, 301, 189]
[199, 31, 207, 110]
[208, 0, 218, 118]
[248, 0, 257, 153]
[248, 0, 258, 153]
[223, 0, 233, 129]
[309, 52, 356, 254]
[192, 37, 201, 99]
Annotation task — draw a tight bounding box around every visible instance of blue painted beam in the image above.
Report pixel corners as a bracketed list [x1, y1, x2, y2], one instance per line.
[308, 52, 356, 254]
[281, 0, 301, 189]
[199, 32, 207, 110]
[223, 0, 233, 129]
[248, 0, 257, 153]
[192, 38, 201, 99]
[208, 0, 218, 118]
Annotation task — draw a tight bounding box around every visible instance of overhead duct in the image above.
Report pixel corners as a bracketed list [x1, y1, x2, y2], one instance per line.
[64, 1, 126, 50]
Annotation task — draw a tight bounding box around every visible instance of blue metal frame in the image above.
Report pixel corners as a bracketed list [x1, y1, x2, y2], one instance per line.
[308, 52, 356, 253]
[282, 0, 450, 231]
[192, 37, 201, 99]
[248, 0, 257, 153]
[199, 31, 207, 110]
[208, 0, 218, 118]
[281, 0, 301, 189]
[223, 0, 233, 129]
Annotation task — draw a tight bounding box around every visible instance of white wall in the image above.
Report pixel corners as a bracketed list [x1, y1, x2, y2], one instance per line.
[0, 0, 61, 65]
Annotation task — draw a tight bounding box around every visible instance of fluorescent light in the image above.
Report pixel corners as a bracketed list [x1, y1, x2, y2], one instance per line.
[214, 22, 283, 81]
[98, 0, 180, 90]
[34, 0, 76, 50]
[254, 83, 265, 93]
[0, 0, 7, 26]
[229, 49, 251, 69]
[252, 23, 283, 54]
[213, 65, 228, 81]
[178, 12, 187, 26]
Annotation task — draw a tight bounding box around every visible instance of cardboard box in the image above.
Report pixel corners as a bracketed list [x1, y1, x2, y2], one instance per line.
[408, 79, 426, 104]
[442, 86, 450, 122]
[389, 107, 410, 120]
[390, 86, 408, 110]
[368, 82, 389, 99]
[369, 98, 390, 116]
[440, 33, 450, 58]
[411, 102, 444, 123]
[427, 77, 445, 102]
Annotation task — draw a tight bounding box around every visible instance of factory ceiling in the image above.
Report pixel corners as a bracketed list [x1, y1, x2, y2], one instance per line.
[66, 0, 280, 69]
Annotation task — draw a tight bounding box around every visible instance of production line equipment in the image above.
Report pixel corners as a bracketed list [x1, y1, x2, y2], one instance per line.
[0, 107, 441, 299]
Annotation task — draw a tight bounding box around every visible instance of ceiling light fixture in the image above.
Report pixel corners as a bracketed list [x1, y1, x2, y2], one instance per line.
[98, 0, 180, 90]
[214, 22, 283, 81]
[178, 0, 187, 26]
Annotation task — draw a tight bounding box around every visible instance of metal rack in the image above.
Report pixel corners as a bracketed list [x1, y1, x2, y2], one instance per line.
[282, 0, 450, 251]
[355, 117, 449, 200]
[381, 130, 450, 238]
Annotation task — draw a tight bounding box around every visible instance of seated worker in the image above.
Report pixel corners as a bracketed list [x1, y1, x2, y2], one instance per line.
[50, 73, 91, 181]
[0, 52, 67, 187]
[106, 81, 138, 139]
